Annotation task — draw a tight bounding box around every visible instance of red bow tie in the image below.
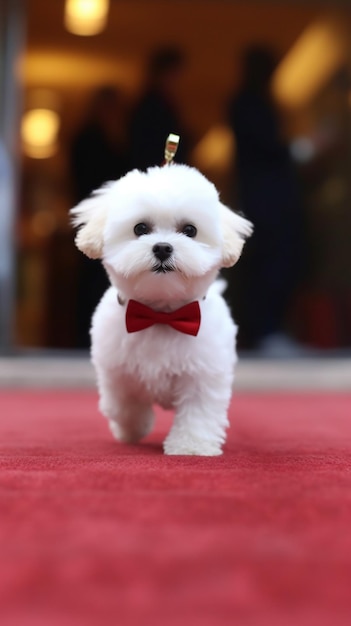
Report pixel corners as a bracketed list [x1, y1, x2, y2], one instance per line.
[125, 299, 201, 336]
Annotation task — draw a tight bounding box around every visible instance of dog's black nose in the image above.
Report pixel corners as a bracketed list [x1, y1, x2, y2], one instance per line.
[152, 242, 173, 262]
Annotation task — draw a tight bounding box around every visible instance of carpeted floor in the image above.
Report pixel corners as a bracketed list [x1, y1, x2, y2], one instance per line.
[0, 390, 351, 626]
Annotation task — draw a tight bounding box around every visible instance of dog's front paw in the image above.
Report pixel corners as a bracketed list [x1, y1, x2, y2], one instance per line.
[163, 434, 223, 456]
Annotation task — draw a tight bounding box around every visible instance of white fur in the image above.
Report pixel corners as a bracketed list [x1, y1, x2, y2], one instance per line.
[71, 164, 252, 455]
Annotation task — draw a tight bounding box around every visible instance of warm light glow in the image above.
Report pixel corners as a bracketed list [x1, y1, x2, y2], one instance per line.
[272, 17, 348, 108]
[64, 0, 109, 36]
[192, 125, 235, 172]
[19, 51, 138, 91]
[31, 210, 58, 238]
[21, 109, 60, 159]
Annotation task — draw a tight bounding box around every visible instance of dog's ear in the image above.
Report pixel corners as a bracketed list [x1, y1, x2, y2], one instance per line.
[219, 203, 253, 268]
[70, 186, 111, 259]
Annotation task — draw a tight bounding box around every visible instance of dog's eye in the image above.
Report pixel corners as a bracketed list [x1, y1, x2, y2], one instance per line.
[182, 224, 197, 238]
[134, 223, 151, 237]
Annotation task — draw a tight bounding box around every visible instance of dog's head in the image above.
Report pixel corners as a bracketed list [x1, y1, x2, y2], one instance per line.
[71, 165, 252, 302]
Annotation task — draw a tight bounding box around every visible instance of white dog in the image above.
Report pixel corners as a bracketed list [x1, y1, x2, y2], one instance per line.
[71, 164, 252, 455]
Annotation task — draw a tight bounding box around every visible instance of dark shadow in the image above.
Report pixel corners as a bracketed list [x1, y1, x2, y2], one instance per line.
[70, 86, 131, 348]
[226, 45, 305, 351]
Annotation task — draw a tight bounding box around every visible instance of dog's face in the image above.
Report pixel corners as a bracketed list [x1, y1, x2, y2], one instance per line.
[71, 165, 252, 304]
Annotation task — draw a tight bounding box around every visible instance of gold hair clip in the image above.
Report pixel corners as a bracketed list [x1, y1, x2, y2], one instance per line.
[164, 133, 180, 165]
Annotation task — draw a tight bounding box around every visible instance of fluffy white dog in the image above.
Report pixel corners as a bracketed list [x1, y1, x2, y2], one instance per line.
[71, 164, 252, 455]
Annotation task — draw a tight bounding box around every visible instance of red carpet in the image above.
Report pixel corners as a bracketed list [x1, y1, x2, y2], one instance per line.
[1, 390, 351, 626]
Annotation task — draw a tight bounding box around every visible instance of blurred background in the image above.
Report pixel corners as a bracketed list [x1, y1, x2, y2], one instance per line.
[1, 0, 351, 356]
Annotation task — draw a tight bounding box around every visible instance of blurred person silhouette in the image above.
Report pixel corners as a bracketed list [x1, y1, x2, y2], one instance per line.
[227, 45, 304, 354]
[70, 86, 131, 348]
[130, 46, 189, 169]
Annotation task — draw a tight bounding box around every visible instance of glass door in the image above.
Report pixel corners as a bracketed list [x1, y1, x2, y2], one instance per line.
[0, 0, 23, 353]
